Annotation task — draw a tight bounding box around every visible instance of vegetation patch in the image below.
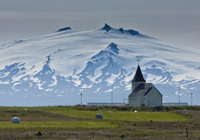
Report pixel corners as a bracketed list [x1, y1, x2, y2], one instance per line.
[0, 106, 199, 139]
[35, 106, 188, 122]
[0, 121, 119, 131]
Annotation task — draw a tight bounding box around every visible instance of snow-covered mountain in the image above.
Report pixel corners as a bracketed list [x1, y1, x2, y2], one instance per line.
[0, 24, 200, 106]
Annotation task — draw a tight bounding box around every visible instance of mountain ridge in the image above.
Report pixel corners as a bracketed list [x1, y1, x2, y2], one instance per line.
[0, 24, 200, 106]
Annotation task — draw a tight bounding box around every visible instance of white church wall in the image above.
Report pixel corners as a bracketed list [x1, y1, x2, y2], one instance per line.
[129, 97, 139, 106]
[145, 88, 162, 107]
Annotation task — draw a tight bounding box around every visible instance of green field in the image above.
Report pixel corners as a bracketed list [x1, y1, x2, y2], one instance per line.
[0, 106, 199, 139]
[38, 106, 187, 121]
[0, 121, 119, 130]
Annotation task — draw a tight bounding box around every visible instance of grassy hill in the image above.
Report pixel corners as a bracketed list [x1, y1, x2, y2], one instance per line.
[0, 106, 199, 139]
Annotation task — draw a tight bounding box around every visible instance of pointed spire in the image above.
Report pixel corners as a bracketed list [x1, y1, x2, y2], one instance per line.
[132, 65, 146, 82]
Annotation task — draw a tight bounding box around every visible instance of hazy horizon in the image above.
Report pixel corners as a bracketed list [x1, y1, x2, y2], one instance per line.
[0, 0, 200, 50]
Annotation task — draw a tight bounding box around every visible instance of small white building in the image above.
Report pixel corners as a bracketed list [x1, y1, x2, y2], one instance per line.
[128, 65, 162, 107]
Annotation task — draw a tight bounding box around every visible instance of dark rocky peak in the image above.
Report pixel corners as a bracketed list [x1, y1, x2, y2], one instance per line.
[91, 42, 119, 60]
[100, 24, 140, 36]
[56, 27, 72, 32]
[119, 28, 124, 33]
[106, 42, 119, 54]
[101, 23, 112, 32]
[128, 29, 139, 35]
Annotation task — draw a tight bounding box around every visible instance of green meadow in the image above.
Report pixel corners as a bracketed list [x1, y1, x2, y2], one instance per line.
[37, 106, 187, 121]
[0, 106, 199, 139]
[0, 121, 118, 130]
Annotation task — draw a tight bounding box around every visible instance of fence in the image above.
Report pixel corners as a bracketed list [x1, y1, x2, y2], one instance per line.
[87, 102, 188, 106]
[163, 102, 188, 106]
[87, 102, 126, 106]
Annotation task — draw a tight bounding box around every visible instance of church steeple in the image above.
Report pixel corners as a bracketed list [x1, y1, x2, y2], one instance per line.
[132, 65, 146, 82]
[132, 65, 146, 91]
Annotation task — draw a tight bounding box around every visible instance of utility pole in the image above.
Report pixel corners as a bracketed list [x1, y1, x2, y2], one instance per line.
[178, 85, 181, 105]
[80, 93, 82, 105]
[191, 93, 193, 106]
[123, 99, 128, 104]
[111, 84, 113, 105]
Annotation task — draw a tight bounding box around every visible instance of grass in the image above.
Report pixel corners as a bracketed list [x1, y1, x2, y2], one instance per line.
[32, 106, 188, 122]
[0, 106, 199, 139]
[0, 106, 187, 123]
[0, 121, 119, 130]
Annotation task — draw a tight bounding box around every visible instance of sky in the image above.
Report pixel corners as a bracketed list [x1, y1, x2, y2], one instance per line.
[0, 0, 200, 49]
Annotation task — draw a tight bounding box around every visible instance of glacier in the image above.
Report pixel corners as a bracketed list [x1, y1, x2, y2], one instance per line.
[0, 24, 200, 106]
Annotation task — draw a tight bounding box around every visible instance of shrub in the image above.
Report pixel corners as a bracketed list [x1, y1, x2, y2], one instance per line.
[36, 131, 42, 137]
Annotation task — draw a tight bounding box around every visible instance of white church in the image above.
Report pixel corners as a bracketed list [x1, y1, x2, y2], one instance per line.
[128, 65, 163, 107]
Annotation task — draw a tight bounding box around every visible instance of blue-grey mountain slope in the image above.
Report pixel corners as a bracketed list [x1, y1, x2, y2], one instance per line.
[0, 24, 200, 106]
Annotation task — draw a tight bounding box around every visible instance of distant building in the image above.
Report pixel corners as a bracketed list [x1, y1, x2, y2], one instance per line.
[128, 65, 162, 107]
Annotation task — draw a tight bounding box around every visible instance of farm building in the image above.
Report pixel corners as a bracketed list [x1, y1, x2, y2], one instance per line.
[128, 65, 163, 107]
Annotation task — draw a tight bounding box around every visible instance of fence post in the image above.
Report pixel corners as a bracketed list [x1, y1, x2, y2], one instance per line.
[186, 128, 188, 137]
